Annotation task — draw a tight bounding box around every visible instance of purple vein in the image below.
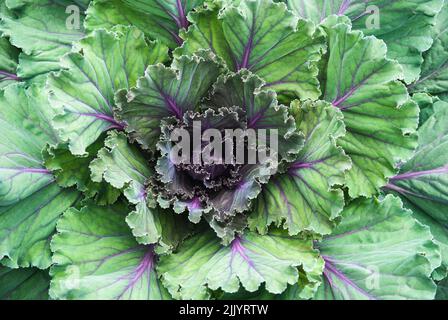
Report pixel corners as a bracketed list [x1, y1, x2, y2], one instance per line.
[0, 167, 51, 174]
[390, 166, 448, 181]
[409, 60, 448, 89]
[77, 112, 125, 130]
[151, 0, 184, 45]
[138, 187, 147, 202]
[231, 236, 256, 269]
[333, 62, 389, 109]
[0, 70, 20, 81]
[247, 110, 266, 128]
[332, 83, 361, 107]
[289, 158, 327, 171]
[383, 183, 444, 203]
[161, 92, 183, 119]
[116, 247, 155, 300]
[272, 178, 292, 221]
[238, 16, 256, 70]
[188, 197, 201, 210]
[155, 0, 180, 26]
[337, 0, 351, 15]
[19, 168, 51, 174]
[384, 183, 414, 195]
[240, 41, 253, 70]
[321, 216, 389, 242]
[323, 256, 377, 300]
[176, 0, 189, 29]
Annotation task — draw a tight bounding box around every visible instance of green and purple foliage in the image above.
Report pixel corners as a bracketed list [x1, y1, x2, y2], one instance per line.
[0, 0, 447, 300]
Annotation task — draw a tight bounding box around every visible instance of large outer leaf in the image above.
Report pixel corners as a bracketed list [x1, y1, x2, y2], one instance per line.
[116, 50, 220, 151]
[0, 184, 79, 269]
[86, 0, 206, 48]
[283, 0, 444, 83]
[48, 26, 168, 156]
[178, 0, 325, 100]
[0, 0, 86, 80]
[322, 21, 418, 197]
[50, 203, 172, 300]
[0, 84, 59, 206]
[158, 229, 323, 299]
[91, 131, 192, 249]
[0, 83, 79, 269]
[314, 195, 440, 300]
[385, 101, 448, 272]
[409, 1, 448, 99]
[248, 100, 350, 235]
[0, 37, 19, 88]
[0, 266, 49, 300]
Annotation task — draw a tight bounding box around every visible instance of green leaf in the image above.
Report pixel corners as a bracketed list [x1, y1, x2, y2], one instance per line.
[399, 200, 448, 282]
[409, 1, 448, 99]
[158, 229, 323, 299]
[90, 132, 152, 202]
[440, 93, 448, 102]
[217, 267, 324, 300]
[218, 273, 322, 300]
[436, 277, 448, 300]
[85, 0, 162, 42]
[48, 26, 169, 155]
[204, 213, 249, 245]
[314, 195, 440, 300]
[0, 266, 49, 300]
[179, 0, 325, 100]
[90, 131, 157, 243]
[248, 100, 351, 235]
[0, 37, 19, 88]
[116, 50, 220, 150]
[385, 101, 448, 272]
[0, 83, 59, 206]
[0, 184, 79, 269]
[0, 0, 86, 80]
[5, 0, 90, 10]
[85, 0, 206, 48]
[321, 21, 418, 197]
[43, 137, 121, 206]
[412, 92, 440, 127]
[176, 2, 234, 71]
[284, 0, 444, 83]
[50, 203, 172, 300]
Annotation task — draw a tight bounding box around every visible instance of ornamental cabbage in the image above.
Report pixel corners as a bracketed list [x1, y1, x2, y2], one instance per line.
[0, 0, 447, 300]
